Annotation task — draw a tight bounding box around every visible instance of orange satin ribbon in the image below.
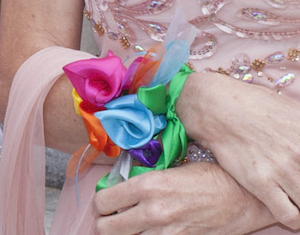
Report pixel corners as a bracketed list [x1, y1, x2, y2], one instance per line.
[66, 101, 121, 177]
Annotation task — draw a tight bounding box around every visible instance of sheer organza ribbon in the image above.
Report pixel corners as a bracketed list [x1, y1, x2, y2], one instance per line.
[96, 64, 194, 191]
[65, 102, 121, 178]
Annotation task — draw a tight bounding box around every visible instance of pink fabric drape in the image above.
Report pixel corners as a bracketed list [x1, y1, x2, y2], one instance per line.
[0, 46, 101, 235]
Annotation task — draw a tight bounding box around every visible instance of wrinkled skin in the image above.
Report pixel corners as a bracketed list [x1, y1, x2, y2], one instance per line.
[177, 72, 300, 229]
[94, 163, 274, 235]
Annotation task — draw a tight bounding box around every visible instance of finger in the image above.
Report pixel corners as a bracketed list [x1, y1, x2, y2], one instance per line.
[94, 178, 141, 216]
[95, 205, 148, 235]
[278, 173, 300, 229]
[262, 185, 300, 230]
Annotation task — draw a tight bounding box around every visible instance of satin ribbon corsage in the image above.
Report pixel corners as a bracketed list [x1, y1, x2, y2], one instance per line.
[63, 9, 198, 202]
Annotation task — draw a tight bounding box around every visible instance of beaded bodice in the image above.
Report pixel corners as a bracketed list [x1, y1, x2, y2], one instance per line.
[84, 0, 300, 100]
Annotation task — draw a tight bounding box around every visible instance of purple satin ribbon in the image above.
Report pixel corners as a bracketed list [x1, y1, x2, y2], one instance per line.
[129, 139, 162, 167]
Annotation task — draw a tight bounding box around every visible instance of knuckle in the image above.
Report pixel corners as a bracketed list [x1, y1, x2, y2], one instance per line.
[259, 173, 273, 187]
[159, 208, 176, 224]
[277, 211, 300, 230]
[246, 170, 270, 190]
[145, 201, 174, 226]
[136, 172, 164, 196]
[145, 202, 164, 225]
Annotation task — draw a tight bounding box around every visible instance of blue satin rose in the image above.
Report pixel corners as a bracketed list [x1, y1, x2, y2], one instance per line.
[94, 94, 167, 150]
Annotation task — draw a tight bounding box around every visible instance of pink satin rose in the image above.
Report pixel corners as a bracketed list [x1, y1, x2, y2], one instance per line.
[63, 51, 128, 108]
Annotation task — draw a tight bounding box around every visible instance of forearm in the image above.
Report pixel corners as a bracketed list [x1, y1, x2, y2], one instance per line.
[0, 0, 83, 119]
[0, 0, 84, 71]
[176, 74, 278, 233]
[177, 72, 300, 230]
[0, 0, 91, 152]
[177, 72, 262, 148]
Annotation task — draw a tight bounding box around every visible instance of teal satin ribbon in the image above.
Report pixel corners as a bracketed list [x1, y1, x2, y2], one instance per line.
[96, 64, 194, 192]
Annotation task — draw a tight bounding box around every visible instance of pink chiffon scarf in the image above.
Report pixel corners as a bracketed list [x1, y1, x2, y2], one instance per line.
[0, 46, 111, 235]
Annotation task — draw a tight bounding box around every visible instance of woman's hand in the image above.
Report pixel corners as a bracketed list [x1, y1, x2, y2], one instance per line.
[93, 163, 274, 235]
[177, 72, 300, 229]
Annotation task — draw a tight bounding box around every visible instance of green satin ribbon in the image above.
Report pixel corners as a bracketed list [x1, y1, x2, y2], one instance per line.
[96, 64, 194, 192]
[137, 84, 167, 115]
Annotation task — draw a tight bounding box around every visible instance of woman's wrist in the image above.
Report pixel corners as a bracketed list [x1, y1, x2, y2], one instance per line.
[176, 72, 226, 147]
[177, 71, 269, 149]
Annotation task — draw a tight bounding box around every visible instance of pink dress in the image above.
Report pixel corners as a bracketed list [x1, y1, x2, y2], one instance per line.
[0, 0, 299, 234]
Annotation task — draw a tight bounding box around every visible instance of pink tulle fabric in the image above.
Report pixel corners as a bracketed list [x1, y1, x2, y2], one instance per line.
[0, 46, 111, 235]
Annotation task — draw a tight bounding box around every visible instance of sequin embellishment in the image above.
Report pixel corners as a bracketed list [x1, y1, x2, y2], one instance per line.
[239, 8, 300, 25]
[186, 142, 216, 163]
[266, 52, 286, 63]
[275, 73, 295, 87]
[84, 0, 300, 59]
[85, 0, 173, 49]
[206, 48, 299, 92]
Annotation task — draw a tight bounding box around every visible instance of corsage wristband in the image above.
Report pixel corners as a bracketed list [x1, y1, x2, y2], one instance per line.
[63, 9, 198, 199]
[96, 64, 193, 191]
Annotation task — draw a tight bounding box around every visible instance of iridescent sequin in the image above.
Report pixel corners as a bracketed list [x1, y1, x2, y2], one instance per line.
[108, 31, 119, 40]
[236, 65, 251, 74]
[149, 1, 163, 10]
[241, 8, 268, 20]
[117, 23, 127, 35]
[275, 73, 295, 87]
[134, 45, 145, 52]
[266, 52, 285, 63]
[148, 23, 163, 33]
[240, 8, 300, 24]
[242, 73, 254, 83]
[208, 48, 299, 93]
[253, 11, 267, 20]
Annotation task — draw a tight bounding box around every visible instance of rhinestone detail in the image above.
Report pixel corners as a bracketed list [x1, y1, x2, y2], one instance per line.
[85, 0, 300, 58]
[275, 73, 295, 87]
[186, 142, 216, 163]
[205, 48, 299, 93]
[266, 52, 286, 63]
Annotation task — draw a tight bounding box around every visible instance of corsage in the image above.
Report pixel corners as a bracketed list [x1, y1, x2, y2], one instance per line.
[63, 10, 198, 204]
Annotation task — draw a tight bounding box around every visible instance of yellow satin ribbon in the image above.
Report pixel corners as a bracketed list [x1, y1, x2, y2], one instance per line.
[72, 88, 83, 115]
